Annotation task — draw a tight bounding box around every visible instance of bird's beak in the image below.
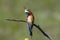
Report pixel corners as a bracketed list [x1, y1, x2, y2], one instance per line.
[25, 9, 29, 13]
[24, 7, 29, 13]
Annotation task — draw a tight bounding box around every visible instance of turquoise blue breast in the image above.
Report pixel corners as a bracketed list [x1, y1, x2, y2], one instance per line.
[26, 12, 30, 17]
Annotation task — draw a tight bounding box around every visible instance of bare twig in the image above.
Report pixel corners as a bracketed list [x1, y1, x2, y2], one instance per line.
[33, 24, 52, 40]
[6, 19, 52, 40]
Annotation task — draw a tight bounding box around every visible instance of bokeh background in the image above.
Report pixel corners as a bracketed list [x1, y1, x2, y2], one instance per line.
[0, 0, 60, 40]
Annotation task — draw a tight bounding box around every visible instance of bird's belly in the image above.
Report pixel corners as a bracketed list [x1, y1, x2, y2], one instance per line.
[27, 16, 32, 23]
[27, 19, 31, 23]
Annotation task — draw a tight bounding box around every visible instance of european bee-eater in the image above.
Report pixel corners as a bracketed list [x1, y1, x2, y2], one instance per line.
[24, 8, 34, 38]
[24, 8, 52, 40]
[6, 8, 52, 40]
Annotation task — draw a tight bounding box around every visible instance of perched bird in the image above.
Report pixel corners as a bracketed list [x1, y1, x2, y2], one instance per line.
[24, 8, 34, 38]
[24, 8, 52, 40]
[6, 8, 52, 40]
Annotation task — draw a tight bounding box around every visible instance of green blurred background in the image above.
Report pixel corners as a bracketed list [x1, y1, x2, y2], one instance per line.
[0, 0, 60, 40]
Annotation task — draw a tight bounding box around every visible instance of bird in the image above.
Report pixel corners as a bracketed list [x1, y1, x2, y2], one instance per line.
[24, 8, 52, 40]
[6, 7, 52, 40]
[24, 8, 34, 38]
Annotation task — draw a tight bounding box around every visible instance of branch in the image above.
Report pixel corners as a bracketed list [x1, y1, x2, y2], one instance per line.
[33, 24, 52, 40]
[6, 19, 52, 40]
[6, 19, 26, 23]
